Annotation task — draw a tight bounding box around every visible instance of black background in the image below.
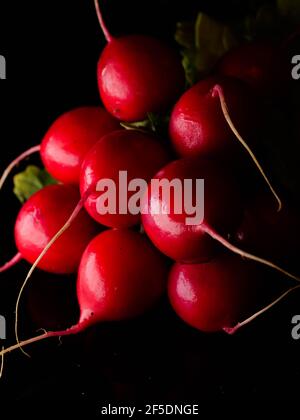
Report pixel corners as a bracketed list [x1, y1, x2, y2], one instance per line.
[0, 0, 299, 407]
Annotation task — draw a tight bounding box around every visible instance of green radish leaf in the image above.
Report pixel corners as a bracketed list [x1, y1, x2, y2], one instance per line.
[147, 112, 170, 133]
[13, 165, 57, 203]
[175, 3, 299, 87]
[120, 119, 150, 131]
[240, 4, 281, 41]
[194, 13, 237, 65]
[121, 113, 169, 134]
[277, 0, 300, 22]
[175, 13, 238, 85]
[181, 49, 201, 87]
[174, 21, 195, 49]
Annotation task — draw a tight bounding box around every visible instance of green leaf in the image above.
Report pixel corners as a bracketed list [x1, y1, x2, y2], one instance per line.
[147, 112, 170, 132]
[120, 119, 150, 131]
[194, 13, 236, 57]
[181, 49, 202, 87]
[120, 113, 169, 134]
[13, 165, 57, 203]
[240, 4, 281, 41]
[277, 0, 300, 23]
[175, 21, 195, 49]
[175, 13, 238, 85]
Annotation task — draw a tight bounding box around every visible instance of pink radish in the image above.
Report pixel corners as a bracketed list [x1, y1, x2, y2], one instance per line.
[94, 0, 185, 121]
[0, 229, 169, 356]
[169, 75, 282, 210]
[141, 157, 300, 282]
[80, 129, 171, 228]
[0, 184, 98, 274]
[168, 254, 300, 333]
[0, 106, 119, 189]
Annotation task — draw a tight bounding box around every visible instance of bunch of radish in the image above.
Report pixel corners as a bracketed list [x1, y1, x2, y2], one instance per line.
[0, 0, 299, 360]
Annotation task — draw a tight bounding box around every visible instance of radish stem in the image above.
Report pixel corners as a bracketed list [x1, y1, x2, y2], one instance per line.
[0, 347, 4, 379]
[0, 145, 41, 191]
[213, 85, 282, 212]
[94, 0, 113, 43]
[224, 284, 300, 334]
[203, 224, 300, 283]
[0, 319, 91, 358]
[0, 253, 23, 273]
[15, 189, 91, 356]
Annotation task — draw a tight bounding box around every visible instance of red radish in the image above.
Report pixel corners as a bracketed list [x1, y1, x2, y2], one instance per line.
[0, 229, 169, 356]
[142, 157, 242, 263]
[40, 106, 120, 184]
[169, 75, 282, 210]
[235, 194, 300, 266]
[10, 130, 170, 347]
[80, 129, 171, 228]
[168, 254, 262, 332]
[77, 229, 168, 322]
[0, 107, 119, 190]
[0, 184, 98, 274]
[94, 0, 185, 121]
[217, 40, 290, 97]
[169, 76, 259, 157]
[168, 254, 300, 334]
[142, 157, 300, 282]
[225, 284, 300, 334]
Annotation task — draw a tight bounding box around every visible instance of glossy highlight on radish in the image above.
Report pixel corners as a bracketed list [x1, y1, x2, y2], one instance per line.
[77, 229, 168, 322]
[169, 76, 259, 157]
[40, 106, 120, 184]
[95, 0, 185, 121]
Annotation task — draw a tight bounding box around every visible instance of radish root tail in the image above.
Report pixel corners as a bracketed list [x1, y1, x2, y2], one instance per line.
[0, 252, 23, 273]
[213, 85, 282, 212]
[0, 145, 41, 191]
[0, 347, 4, 379]
[0, 318, 92, 359]
[224, 284, 300, 334]
[94, 0, 113, 43]
[203, 225, 300, 284]
[15, 190, 91, 357]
